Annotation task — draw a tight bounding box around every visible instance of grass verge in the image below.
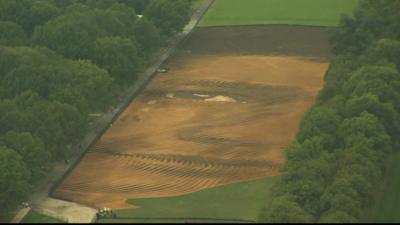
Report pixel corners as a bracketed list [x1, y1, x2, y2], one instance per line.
[97, 176, 278, 223]
[199, 0, 359, 27]
[0, 209, 16, 223]
[21, 210, 63, 223]
[371, 152, 400, 223]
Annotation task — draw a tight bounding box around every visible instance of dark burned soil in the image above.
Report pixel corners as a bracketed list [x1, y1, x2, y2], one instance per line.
[53, 25, 331, 209]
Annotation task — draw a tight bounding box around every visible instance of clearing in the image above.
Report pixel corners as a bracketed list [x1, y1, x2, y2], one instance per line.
[53, 25, 330, 211]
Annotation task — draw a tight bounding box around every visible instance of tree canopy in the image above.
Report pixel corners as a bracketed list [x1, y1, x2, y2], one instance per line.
[0, 0, 194, 218]
[264, 0, 400, 222]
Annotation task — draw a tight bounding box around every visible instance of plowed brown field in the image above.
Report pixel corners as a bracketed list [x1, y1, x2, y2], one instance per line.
[53, 26, 331, 209]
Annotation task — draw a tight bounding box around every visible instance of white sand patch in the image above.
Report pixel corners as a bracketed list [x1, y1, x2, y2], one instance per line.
[147, 100, 157, 105]
[193, 94, 210, 98]
[204, 95, 237, 103]
[166, 93, 175, 98]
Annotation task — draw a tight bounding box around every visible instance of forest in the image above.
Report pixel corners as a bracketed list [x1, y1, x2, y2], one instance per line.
[263, 0, 400, 222]
[0, 0, 192, 218]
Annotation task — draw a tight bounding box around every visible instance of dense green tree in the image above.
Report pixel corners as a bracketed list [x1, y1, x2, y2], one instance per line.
[320, 177, 362, 217]
[48, 101, 88, 146]
[0, 131, 49, 181]
[13, 91, 86, 158]
[0, 0, 194, 213]
[32, 4, 138, 59]
[281, 137, 338, 216]
[53, 0, 86, 9]
[0, 46, 116, 112]
[0, 0, 60, 35]
[134, 17, 162, 54]
[144, 0, 191, 37]
[85, 0, 118, 9]
[1, 64, 56, 98]
[54, 59, 116, 112]
[363, 39, 400, 69]
[61, 1, 90, 14]
[0, 47, 19, 78]
[118, 0, 149, 14]
[339, 112, 391, 156]
[267, 197, 313, 223]
[317, 55, 360, 102]
[0, 0, 32, 33]
[0, 99, 28, 135]
[265, 0, 400, 223]
[26, 0, 60, 34]
[91, 36, 142, 84]
[345, 93, 400, 143]
[32, 13, 96, 58]
[0, 91, 88, 159]
[107, 2, 138, 32]
[0, 46, 60, 69]
[297, 106, 341, 149]
[331, 0, 400, 55]
[0, 21, 27, 46]
[318, 210, 358, 223]
[0, 147, 31, 210]
[343, 65, 400, 109]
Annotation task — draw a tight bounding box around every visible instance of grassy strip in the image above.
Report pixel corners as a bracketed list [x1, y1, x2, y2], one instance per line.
[371, 152, 400, 223]
[0, 210, 15, 223]
[199, 0, 359, 27]
[191, 0, 204, 11]
[97, 176, 278, 223]
[98, 218, 252, 224]
[21, 210, 63, 223]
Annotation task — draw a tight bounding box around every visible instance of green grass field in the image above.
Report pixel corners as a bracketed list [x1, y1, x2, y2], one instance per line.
[21, 210, 63, 223]
[199, 0, 359, 27]
[97, 176, 278, 223]
[372, 153, 400, 223]
[0, 210, 15, 223]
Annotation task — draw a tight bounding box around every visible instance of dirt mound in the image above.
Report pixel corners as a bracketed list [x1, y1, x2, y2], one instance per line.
[204, 95, 237, 103]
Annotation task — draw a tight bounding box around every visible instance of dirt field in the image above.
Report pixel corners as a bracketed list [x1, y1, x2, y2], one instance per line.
[53, 25, 331, 209]
[174, 25, 333, 58]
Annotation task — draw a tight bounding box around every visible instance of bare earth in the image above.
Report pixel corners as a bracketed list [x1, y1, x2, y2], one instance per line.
[53, 26, 330, 209]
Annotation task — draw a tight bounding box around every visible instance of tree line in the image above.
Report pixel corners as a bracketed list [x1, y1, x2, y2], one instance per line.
[261, 0, 400, 222]
[0, 0, 193, 218]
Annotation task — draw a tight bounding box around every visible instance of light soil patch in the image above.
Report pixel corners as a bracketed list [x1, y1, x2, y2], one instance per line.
[33, 198, 97, 223]
[53, 54, 328, 209]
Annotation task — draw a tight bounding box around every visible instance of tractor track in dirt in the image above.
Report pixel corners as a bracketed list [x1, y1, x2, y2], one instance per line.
[53, 25, 330, 209]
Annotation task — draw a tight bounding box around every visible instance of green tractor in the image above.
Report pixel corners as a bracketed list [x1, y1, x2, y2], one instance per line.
[96, 207, 117, 220]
